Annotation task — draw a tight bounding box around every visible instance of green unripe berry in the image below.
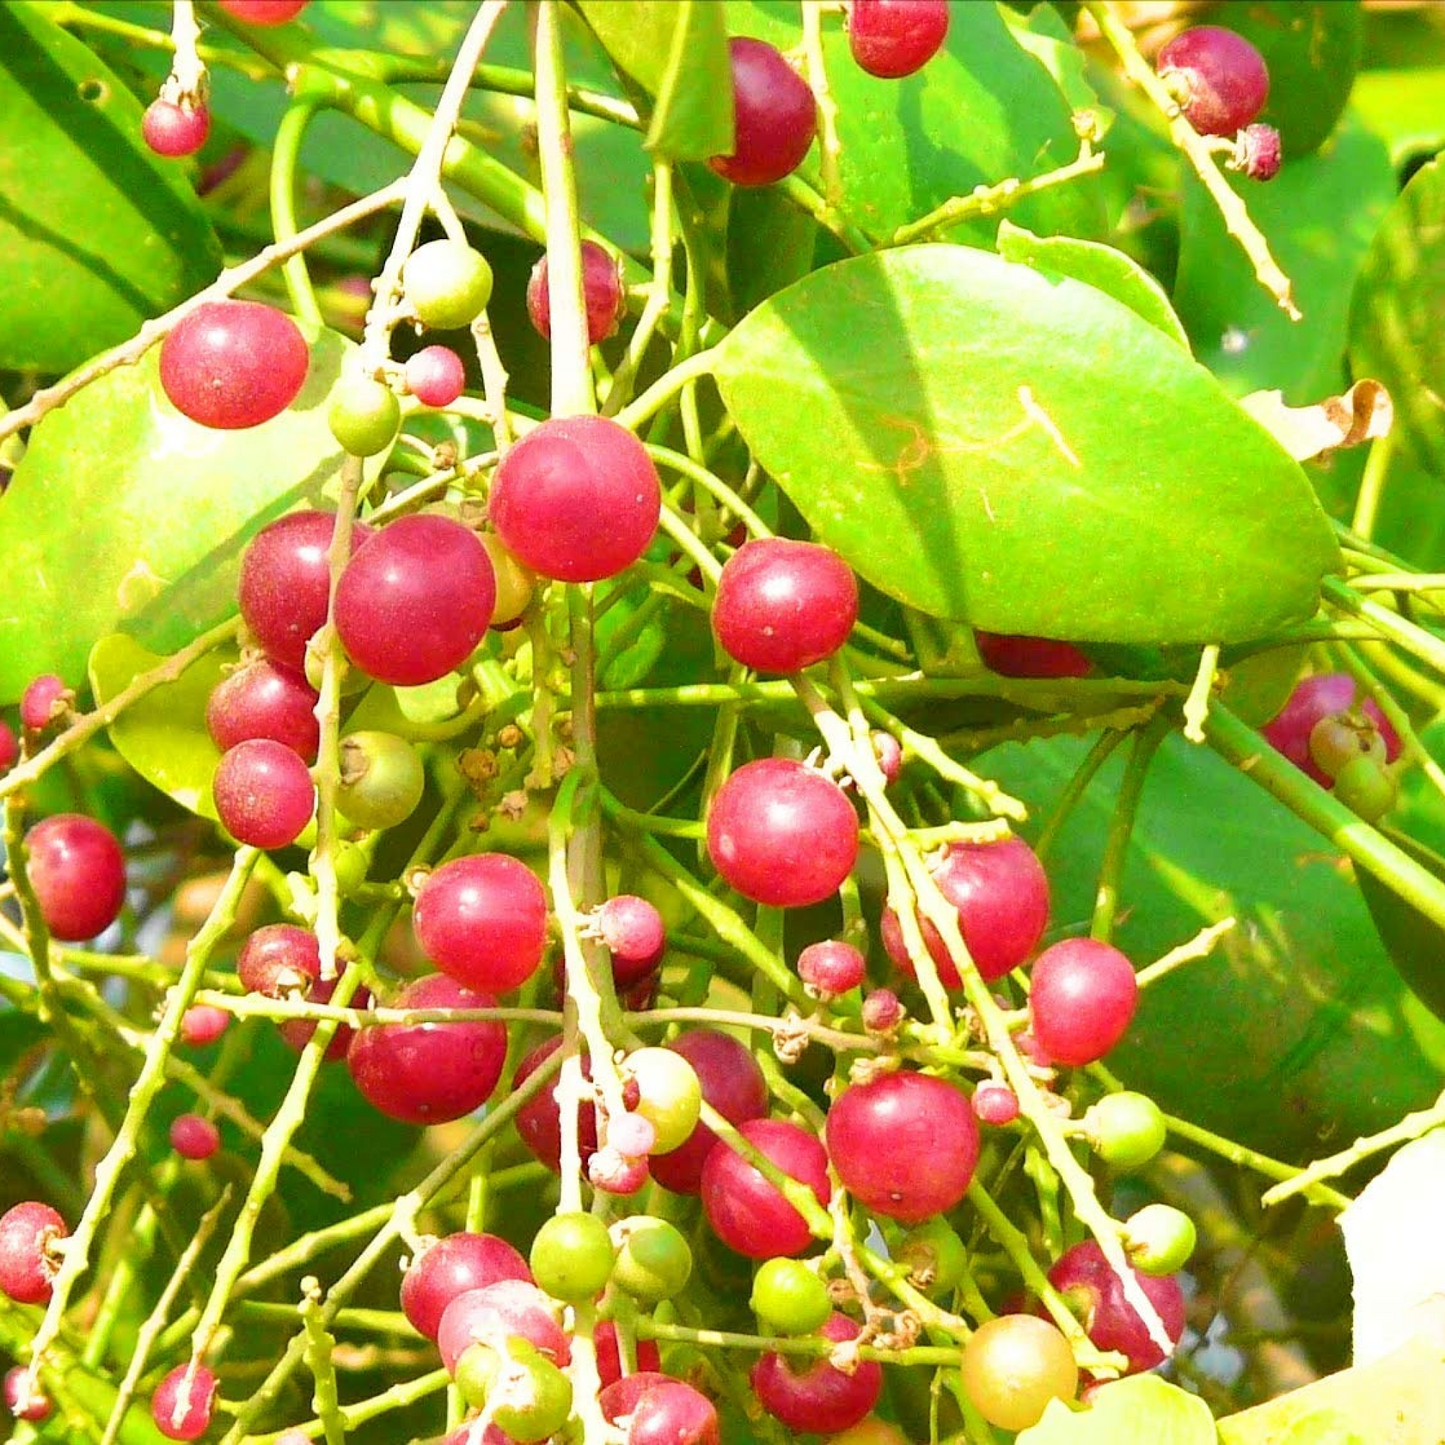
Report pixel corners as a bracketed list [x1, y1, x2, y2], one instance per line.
[1084, 1091, 1167, 1171]
[1308, 710, 1386, 782]
[328, 374, 400, 457]
[1123, 1203, 1196, 1275]
[336, 730, 425, 831]
[611, 1216, 692, 1302]
[455, 1341, 501, 1410]
[490, 1340, 573, 1444]
[529, 1212, 615, 1302]
[750, 1258, 831, 1336]
[403, 240, 494, 330]
[626, 1047, 701, 1154]
[897, 1217, 968, 1295]
[1333, 755, 1397, 822]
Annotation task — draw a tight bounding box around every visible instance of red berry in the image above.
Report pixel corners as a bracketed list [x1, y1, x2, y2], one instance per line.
[973, 1082, 1020, 1127]
[847, 0, 951, 79]
[861, 988, 903, 1034]
[404, 346, 467, 408]
[237, 923, 319, 997]
[180, 1004, 231, 1047]
[335, 515, 496, 686]
[649, 1029, 769, 1195]
[594, 1319, 662, 1389]
[401, 1232, 533, 1341]
[1028, 939, 1138, 1067]
[713, 539, 858, 674]
[975, 631, 1092, 679]
[489, 415, 661, 583]
[711, 38, 817, 187]
[527, 242, 626, 344]
[1233, 122, 1282, 181]
[0, 720, 16, 772]
[347, 973, 507, 1125]
[3, 1367, 51, 1422]
[20, 674, 68, 731]
[601, 1374, 719, 1445]
[751, 1313, 882, 1433]
[207, 660, 320, 761]
[1263, 673, 1400, 786]
[797, 939, 867, 998]
[0, 1201, 67, 1304]
[170, 1114, 221, 1161]
[143, 99, 210, 157]
[160, 301, 309, 430]
[707, 759, 858, 908]
[514, 1038, 629, 1174]
[212, 738, 316, 849]
[1156, 26, 1269, 137]
[413, 854, 549, 993]
[1047, 1240, 1185, 1374]
[700, 1118, 830, 1259]
[592, 895, 666, 985]
[871, 730, 903, 784]
[278, 968, 371, 1060]
[826, 1072, 979, 1223]
[437, 1278, 570, 1374]
[151, 1364, 217, 1442]
[25, 814, 127, 941]
[216, 0, 309, 21]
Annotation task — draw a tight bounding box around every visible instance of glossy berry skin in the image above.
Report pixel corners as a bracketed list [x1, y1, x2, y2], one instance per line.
[207, 660, 320, 761]
[752, 1314, 882, 1434]
[826, 1072, 979, 1223]
[531, 1212, 615, 1302]
[279, 968, 371, 1060]
[212, 738, 316, 849]
[489, 415, 661, 583]
[413, 854, 548, 993]
[142, 100, 210, 157]
[513, 1037, 599, 1173]
[3, 1366, 51, 1422]
[401, 1232, 532, 1340]
[1263, 672, 1399, 786]
[347, 973, 507, 1125]
[882, 836, 1049, 987]
[26, 814, 127, 941]
[713, 539, 859, 674]
[480, 533, 535, 628]
[960, 1315, 1078, 1432]
[335, 515, 495, 686]
[405, 345, 467, 408]
[328, 374, 400, 457]
[707, 759, 858, 908]
[151, 1364, 217, 1442]
[848, 0, 951, 79]
[337, 731, 424, 831]
[700, 1117, 830, 1259]
[1156, 26, 1270, 137]
[711, 38, 817, 187]
[0, 1202, 66, 1304]
[0, 720, 16, 773]
[170, 1113, 221, 1161]
[594, 1320, 662, 1389]
[160, 301, 309, 430]
[20, 674, 68, 731]
[238, 923, 319, 997]
[973, 1082, 1020, 1127]
[1047, 1240, 1186, 1374]
[751, 1257, 831, 1336]
[593, 895, 666, 985]
[871, 730, 903, 783]
[217, 0, 308, 20]
[649, 1029, 769, 1195]
[1086, 1091, 1166, 1170]
[975, 631, 1091, 679]
[527, 243, 626, 344]
[403, 240, 494, 330]
[238, 511, 373, 673]
[1028, 939, 1138, 1067]
[180, 1004, 230, 1047]
[797, 939, 866, 998]
[601, 1375, 720, 1445]
[437, 1278, 570, 1374]
[612, 1217, 692, 1302]
[627, 1047, 702, 1154]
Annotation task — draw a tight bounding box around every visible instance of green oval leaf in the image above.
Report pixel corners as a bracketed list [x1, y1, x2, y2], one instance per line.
[712, 245, 1339, 644]
[0, 3, 222, 374]
[1019, 1376, 1214, 1445]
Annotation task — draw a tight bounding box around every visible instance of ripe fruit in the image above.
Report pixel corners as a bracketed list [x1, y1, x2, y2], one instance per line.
[590, 894, 666, 984]
[405, 345, 467, 408]
[848, 0, 951, 79]
[527, 242, 626, 344]
[1047, 1240, 1186, 1374]
[1233, 122, 1282, 181]
[1028, 939, 1138, 1067]
[711, 38, 817, 187]
[881, 836, 1050, 987]
[181, 1004, 231, 1046]
[346, 973, 507, 1125]
[601, 1374, 720, 1445]
[21, 673, 68, 730]
[217, 0, 309, 21]
[328, 372, 401, 457]
[334, 515, 495, 686]
[1084, 1091, 1166, 1170]
[797, 939, 866, 998]
[3, 1367, 51, 1422]
[0, 1201, 67, 1304]
[975, 631, 1091, 679]
[160, 301, 309, 430]
[529, 1212, 614, 1302]
[402, 240, 494, 330]
[751, 1257, 831, 1335]
[1263, 672, 1400, 786]
[973, 1081, 1020, 1126]
[489, 415, 661, 583]
[151, 1364, 218, 1442]
[0, 720, 17, 772]
[238, 512, 372, 674]
[25, 813, 127, 941]
[514, 1037, 599, 1173]
[337, 730, 425, 831]
[437, 1278, 570, 1374]
[1156, 26, 1270, 137]
[861, 988, 903, 1034]
[212, 738, 316, 849]
[826, 1071, 979, 1223]
[170, 1113, 221, 1160]
[960, 1315, 1078, 1432]
[142, 99, 210, 157]
[238, 923, 318, 997]
[751, 1313, 882, 1434]
[413, 854, 548, 993]
[400, 1232, 532, 1340]
[871, 730, 903, 784]
[712, 538, 858, 674]
[707, 759, 858, 908]
[279, 968, 371, 1059]
[1124, 1204, 1197, 1275]
[207, 660, 320, 761]
[612, 1217, 692, 1302]
[700, 1117, 830, 1259]
[627, 1047, 702, 1154]
[594, 1320, 662, 1389]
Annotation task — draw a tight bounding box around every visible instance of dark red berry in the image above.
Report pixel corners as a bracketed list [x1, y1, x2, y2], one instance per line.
[592, 894, 666, 985]
[180, 1004, 231, 1047]
[489, 415, 661, 583]
[151, 1364, 217, 1442]
[0, 1201, 67, 1304]
[594, 1320, 662, 1389]
[861, 988, 903, 1033]
[437, 1278, 570, 1374]
[1156, 26, 1269, 137]
[1233, 122, 1281, 181]
[707, 759, 858, 908]
[238, 923, 319, 997]
[797, 940, 866, 998]
[711, 38, 817, 187]
[513, 1037, 616, 1174]
[401, 1232, 533, 1341]
[413, 854, 549, 993]
[20, 674, 68, 731]
[1028, 938, 1138, 1067]
[278, 968, 371, 1060]
[975, 631, 1092, 679]
[752, 1313, 882, 1433]
[217, 0, 308, 21]
[404, 346, 467, 408]
[1047, 1240, 1185, 1374]
[847, 0, 951, 79]
[3, 1367, 51, 1422]
[143, 99, 210, 157]
[26, 813, 127, 941]
[0, 721, 16, 773]
[527, 242, 626, 344]
[700, 1117, 830, 1259]
[973, 1082, 1020, 1126]
[207, 660, 320, 760]
[212, 738, 316, 849]
[160, 301, 309, 430]
[601, 1374, 720, 1445]
[170, 1114, 221, 1160]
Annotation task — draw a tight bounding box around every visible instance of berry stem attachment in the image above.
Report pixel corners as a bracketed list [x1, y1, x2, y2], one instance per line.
[161, 0, 205, 106]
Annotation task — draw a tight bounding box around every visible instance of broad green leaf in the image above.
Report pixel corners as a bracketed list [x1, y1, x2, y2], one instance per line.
[1353, 68, 1445, 166]
[0, 326, 354, 702]
[0, 2, 221, 373]
[578, 1, 733, 162]
[1001, 0, 1114, 138]
[713, 246, 1339, 645]
[1019, 1376, 1214, 1445]
[1350, 154, 1445, 476]
[1356, 830, 1445, 1024]
[1174, 111, 1394, 403]
[996, 222, 1188, 347]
